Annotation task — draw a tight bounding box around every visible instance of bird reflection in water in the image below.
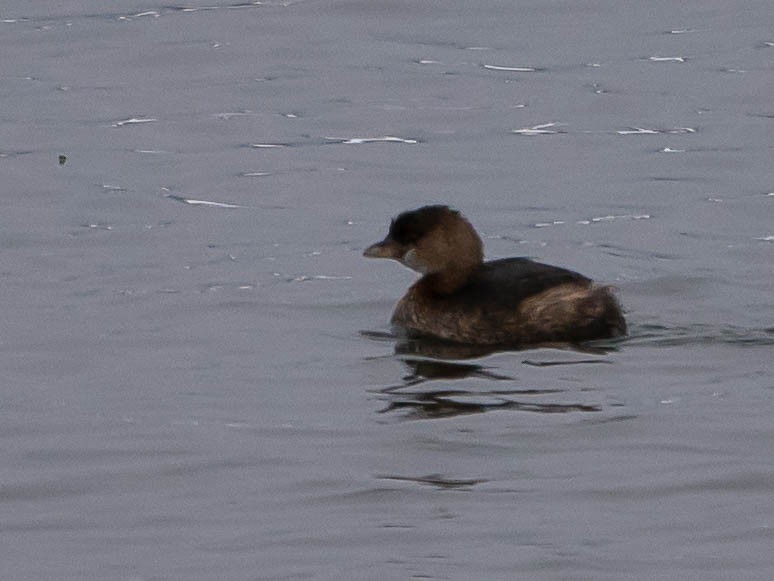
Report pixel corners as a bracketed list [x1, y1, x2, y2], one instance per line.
[364, 332, 607, 420]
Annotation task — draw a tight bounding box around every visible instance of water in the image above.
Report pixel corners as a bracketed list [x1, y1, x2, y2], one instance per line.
[1, 1, 773, 579]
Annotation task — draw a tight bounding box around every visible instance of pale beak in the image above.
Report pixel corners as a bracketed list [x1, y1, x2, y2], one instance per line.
[363, 237, 403, 259]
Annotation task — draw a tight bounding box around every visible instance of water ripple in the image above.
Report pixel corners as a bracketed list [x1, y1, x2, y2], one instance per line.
[482, 64, 540, 72]
[629, 324, 774, 347]
[325, 136, 418, 145]
[376, 473, 486, 489]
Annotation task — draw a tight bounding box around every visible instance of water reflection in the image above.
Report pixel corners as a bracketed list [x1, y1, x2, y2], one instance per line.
[363, 329, 617, 419]
[390, 333, 619, 360]
[365, 323, 774, 420]
[522, 358, 612, 367]
[378, 389, 601, 420]
[393, 357, 513, 390]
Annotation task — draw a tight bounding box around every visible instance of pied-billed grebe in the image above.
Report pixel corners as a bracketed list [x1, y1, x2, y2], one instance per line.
[364, 205, 626, 346]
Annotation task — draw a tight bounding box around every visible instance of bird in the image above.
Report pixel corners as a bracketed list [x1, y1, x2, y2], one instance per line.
[364, 205, 626, 346]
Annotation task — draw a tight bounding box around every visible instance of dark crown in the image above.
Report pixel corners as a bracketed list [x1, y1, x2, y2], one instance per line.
[388, 205, 456, 244]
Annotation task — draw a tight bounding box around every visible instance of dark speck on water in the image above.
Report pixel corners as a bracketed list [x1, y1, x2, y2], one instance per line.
[1, 0, 773, 579]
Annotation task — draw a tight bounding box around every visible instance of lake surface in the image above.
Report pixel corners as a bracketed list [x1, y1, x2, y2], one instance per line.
[2, 1, 773, 579]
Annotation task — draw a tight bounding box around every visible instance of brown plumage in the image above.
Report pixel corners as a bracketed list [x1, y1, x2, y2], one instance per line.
[364, 205, 626, 346]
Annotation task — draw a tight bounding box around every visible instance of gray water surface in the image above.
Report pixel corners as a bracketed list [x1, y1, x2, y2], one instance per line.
[2, 1, 773, 579]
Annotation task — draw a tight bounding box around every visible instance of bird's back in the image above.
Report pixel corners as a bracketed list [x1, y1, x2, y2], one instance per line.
[454, 258, 591, 309]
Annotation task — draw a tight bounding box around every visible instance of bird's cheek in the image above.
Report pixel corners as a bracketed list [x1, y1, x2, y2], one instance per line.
[401, 248, 429, 274]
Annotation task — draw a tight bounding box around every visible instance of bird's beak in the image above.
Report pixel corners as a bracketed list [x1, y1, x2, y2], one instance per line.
[363, 237, 403, 259]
